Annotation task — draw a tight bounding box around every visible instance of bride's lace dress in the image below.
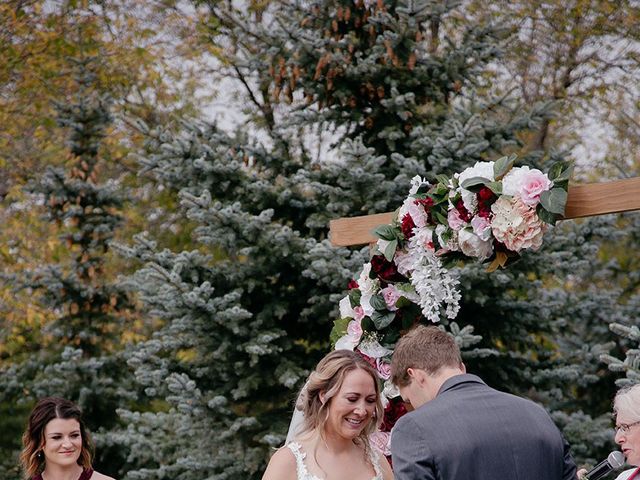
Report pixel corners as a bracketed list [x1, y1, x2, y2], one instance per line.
[286, 441, 384, 480]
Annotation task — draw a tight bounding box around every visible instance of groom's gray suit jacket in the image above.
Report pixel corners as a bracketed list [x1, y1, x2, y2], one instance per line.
[390, 374, 577, 480]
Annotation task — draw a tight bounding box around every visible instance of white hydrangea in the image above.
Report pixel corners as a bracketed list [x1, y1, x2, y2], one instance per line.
[358, 337, 392, 358]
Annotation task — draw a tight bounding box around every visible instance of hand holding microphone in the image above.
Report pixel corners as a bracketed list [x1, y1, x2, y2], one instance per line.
[578, 451, 625, 480]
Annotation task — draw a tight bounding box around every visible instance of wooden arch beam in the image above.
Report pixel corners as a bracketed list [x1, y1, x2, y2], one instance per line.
[329, 177, 640, 247]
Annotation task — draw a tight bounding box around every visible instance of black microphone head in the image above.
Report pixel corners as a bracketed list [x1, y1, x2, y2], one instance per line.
[608, 451, 625, 469]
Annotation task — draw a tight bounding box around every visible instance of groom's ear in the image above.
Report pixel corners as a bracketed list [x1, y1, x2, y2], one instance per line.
[407, 367, 427, 386]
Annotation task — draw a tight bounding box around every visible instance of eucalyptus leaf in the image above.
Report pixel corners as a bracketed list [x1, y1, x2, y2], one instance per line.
[361, 316, 374, 332]
[434, 184, 449, 195]
[395, 296, 412, 308]
[435, 174, 450, 186]
[348, 288, 362, 308]
[548, 161, 571, 180]
[370, 294, 388, 311]
[554, 164, 574, 183]
[493, 155, 515, 180]
[373, 224, 399, 241]
[371, 310, 396, 330]
[383, 239, 397, 262]
[434, 210, 448, 225]
[433, 194, 449, 205]
[536, 204, 558, 225]
[539, 188, 567, 215]
[486, 181, 502, 195]
[460, 176, 490, 192]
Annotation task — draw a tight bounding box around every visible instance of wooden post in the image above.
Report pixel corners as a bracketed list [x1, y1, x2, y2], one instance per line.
[329, 177, 640, 247]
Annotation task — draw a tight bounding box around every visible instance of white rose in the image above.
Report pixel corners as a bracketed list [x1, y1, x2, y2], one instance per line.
[335, 334, 358, 351]
[360, 293, 375, 317]
[357, 263, 378, 297]
[339, 296, 355, 319]
[458, 228, 493, 260]
[501, 166, 528, 197]
[409, 175, 430, 195]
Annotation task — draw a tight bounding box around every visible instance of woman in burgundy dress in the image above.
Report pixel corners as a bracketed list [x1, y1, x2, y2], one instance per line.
[20, 397, 114, 480]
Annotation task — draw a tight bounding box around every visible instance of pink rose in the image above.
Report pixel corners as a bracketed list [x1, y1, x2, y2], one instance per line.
[353, 306, 365, 321]
[520, 170, 552, 206]
[347, 319, 363, 341]
[376, 358, 392, 380]
[447, 208, 466, 231]
[393, 251, 413, 276]
[470, 215, 491, 241]
[502, 166, 552, 206]
[380, 285, 401, 311]
[407, 202, 429, 228]
[369, 431, 391, 456]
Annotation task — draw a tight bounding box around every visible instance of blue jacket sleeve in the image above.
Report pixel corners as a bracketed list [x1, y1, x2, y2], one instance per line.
[561, 433, 578, 480]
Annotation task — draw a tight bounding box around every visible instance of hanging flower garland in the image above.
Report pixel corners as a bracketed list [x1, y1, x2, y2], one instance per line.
[330, 155, 572, 453]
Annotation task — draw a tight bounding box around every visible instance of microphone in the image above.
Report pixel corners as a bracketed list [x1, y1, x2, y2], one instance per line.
[584, 451, 625, 480]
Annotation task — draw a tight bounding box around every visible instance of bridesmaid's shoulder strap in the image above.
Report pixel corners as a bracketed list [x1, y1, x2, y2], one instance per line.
[79, 468, 95, 480]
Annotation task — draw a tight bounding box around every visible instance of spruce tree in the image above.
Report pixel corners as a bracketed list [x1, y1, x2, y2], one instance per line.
[0, 56, 134, 479]
[601, 212, 640, 386]
[109, 0, 639, 478]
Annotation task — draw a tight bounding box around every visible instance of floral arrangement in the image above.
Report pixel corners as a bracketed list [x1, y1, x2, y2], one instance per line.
[330, 155, 572, 454]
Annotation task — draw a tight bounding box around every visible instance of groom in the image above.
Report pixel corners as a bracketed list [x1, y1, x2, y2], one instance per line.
[390, 325, 577, 480]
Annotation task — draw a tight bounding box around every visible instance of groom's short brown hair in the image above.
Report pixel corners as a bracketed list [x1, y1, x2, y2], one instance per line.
[391, 325, 463, 387]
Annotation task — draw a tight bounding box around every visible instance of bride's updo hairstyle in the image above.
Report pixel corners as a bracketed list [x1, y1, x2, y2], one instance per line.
[298, 349, 383, 445]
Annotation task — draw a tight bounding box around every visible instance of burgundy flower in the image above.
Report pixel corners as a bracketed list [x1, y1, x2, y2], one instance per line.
[401, 213, 416, 239]
[355, 350, 377, 370]
[477, 205, 492, 219]
[477, 186, 495, 202]
[477, 187, 496, 219]
[416, 197, 435, 224]
[455, 199, 472, 223]
[347, 279, 359, 290]
[381, 397, 408, 432]
[370, 254, 405, 282]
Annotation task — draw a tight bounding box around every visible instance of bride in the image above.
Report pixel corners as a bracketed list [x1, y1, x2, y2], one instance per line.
[262, 349, 393, 480]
